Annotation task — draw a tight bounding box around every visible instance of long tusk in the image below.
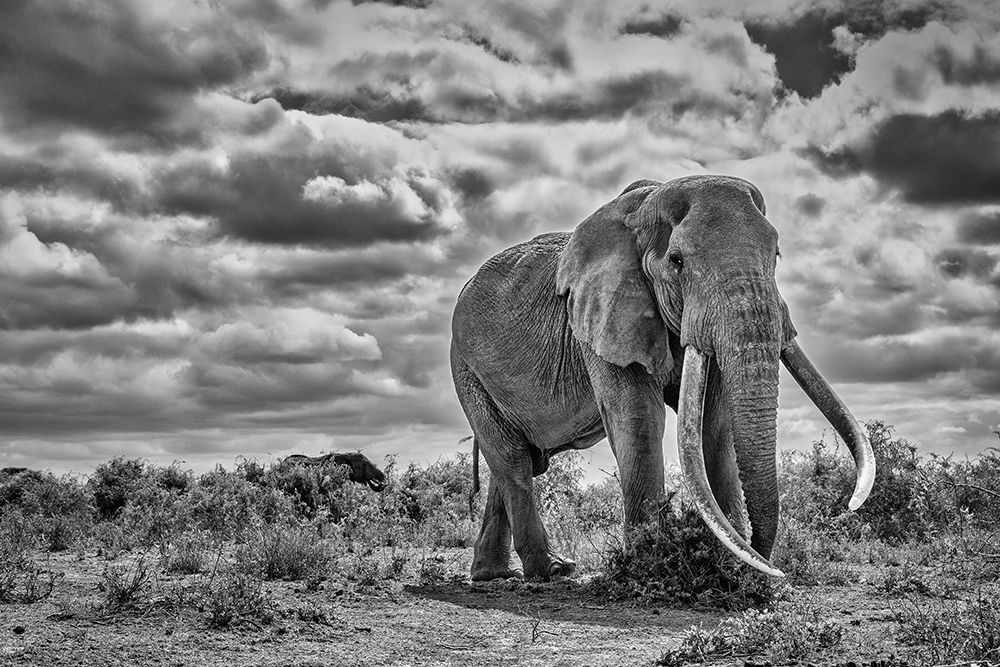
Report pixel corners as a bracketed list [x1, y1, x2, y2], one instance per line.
[678, 346, 785, 578]
[781, 340, 876, 511]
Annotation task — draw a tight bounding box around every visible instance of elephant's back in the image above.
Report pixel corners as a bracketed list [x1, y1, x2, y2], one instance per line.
[452, 232, 570, 348]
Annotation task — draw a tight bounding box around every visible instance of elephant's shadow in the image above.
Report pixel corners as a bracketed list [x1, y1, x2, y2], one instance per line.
[403, 579, 721, 630]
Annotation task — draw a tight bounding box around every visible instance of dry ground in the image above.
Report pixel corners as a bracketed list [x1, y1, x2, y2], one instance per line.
[0, 549, 925, 667]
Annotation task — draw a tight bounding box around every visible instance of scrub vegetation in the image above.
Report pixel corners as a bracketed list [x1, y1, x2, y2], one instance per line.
[1, 421, 998, 665]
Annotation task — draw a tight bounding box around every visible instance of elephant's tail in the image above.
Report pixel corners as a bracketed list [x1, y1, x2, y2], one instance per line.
[459, 435, 478, 518]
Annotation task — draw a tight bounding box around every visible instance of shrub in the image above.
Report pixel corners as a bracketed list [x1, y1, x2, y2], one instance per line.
[896, 587, 1000, 664]
[185, 465, 294, 540]
[397, 454, 478, 548]
[204, 566, 272, 629]
[775, 518, 849, 587]
[101, 557, 152, 612]
[592, 498, 773, 609]
[3, 471, 94, 551]
[262, 460, 352, 519]
[164, 530, 212, 575]
[90, 457, 145, 520]
[0, 510, 62, 603]
[659, 600, 843, 665]
[779, 420, 960, 543]
[243, 524, 332, 581]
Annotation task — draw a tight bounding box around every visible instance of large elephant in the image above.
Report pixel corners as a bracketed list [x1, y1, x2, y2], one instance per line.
[450, 175, 876, 581]
[281, 452, 387, 491]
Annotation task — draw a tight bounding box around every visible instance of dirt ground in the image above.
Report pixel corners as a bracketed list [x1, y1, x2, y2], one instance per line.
[0, 550, 918, 667]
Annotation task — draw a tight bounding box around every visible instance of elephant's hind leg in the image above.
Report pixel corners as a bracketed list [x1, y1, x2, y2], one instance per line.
[471, 479, 521, 581]
[453, 356, 571, 581]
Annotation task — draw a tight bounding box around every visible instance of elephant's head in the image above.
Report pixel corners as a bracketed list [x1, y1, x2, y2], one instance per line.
[557, 175, 875, 576]
[332, 452, 388, 491]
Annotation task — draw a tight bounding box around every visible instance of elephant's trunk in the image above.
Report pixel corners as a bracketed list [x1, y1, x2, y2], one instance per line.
[676, 276, 785, 576]
[717, 325, 781, 560]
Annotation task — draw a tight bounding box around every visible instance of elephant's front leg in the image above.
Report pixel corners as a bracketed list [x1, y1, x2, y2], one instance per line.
[585, 351, 666, 524]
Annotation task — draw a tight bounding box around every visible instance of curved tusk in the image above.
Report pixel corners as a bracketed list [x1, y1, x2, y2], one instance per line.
[781, 340, 876, 511]
[678, 346, 785, 578]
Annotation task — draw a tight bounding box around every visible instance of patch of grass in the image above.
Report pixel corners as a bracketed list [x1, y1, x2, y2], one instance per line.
[658, 600, 844, 665]
[245, 524, 332, 582]
[592, 500, 773, 610]
[101, 557, 152, 612]
[775, 518, 850, 587]
[896, 587, 1000, 664]
[0, 555, 62, 604]
[164, 530, 211, 575]
[0, 510, 62, 603]
[203, 566, 272, 629]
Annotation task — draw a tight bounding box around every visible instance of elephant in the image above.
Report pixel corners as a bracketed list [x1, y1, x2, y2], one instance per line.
[281, 452, 387, 491]
[450, 175, 876, 581]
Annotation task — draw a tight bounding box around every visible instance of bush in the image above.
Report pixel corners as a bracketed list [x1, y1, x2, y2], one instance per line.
[204, 566, 272, 629]
[90, 457, 145, 520]
[775, 518, 849, 587]
[164, 530, 212, 575]
[897, 587, 1000, 664]
[779, 421, 962, 544]
[0, 510, 62, 603]
[397, 454, 479, 548]
[659, 600, 843, 665]
[184, 465, 295, 540]
[101, 557, 152, 612]
[1, 471, 94, 551]
[243, 524, 332, 582]
[592, 498, 773, 609]
[262, 460, 352, 518]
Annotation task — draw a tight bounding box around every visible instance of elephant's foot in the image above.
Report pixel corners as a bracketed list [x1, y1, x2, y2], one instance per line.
[522, 552, 577, 581]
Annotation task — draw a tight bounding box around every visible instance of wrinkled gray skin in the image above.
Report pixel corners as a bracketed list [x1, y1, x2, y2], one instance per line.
[283, 452, 387, 491]
[451, 176, 796, 581]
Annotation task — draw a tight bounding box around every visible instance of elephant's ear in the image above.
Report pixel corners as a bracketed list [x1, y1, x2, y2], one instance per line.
[556, 189, 671, 375]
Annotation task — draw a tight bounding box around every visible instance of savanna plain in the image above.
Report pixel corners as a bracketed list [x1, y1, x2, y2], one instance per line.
[2, 421, 999, 667]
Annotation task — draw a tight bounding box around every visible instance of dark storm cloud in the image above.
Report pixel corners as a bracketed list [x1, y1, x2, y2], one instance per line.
[258, 87, 431, 123]
[449, 168, 496, 201]
[745, 1, 946, 97]
[793, 193, 826, 218]
[20, 211, 255, 323]
[807, 111, 1000, 204]
[956, 210, 1000, 245]
[620, 13, 684, 39]
[817, 333, 976, 384]
[352, 0, 432, 7]
[934, 247, 998, 279]
[0, 153, 142, 210]
[154, 149, 451, 247]
[0, 280, 134, 331]
[0, 0, 268, 141]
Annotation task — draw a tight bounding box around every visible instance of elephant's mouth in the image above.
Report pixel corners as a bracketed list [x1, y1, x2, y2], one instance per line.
[367, 478, 387, 492]
[676, 342, 877, 577]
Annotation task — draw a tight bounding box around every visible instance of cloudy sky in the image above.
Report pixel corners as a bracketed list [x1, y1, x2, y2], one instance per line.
[1, 0, 999, 478]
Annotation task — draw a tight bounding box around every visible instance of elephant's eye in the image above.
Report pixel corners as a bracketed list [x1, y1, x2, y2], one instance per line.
[668, 251, 684, 272]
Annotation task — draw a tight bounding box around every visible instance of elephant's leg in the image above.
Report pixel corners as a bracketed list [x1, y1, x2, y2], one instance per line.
[495, 452, 576, 580]
[452, 355, 570, 581]
[471, 478, 521, 581]
[583, 349, 666, 525]
[702, 373, 749, 539]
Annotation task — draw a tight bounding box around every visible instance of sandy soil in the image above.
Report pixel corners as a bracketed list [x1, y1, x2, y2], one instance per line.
[0, 551, 916, 667]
